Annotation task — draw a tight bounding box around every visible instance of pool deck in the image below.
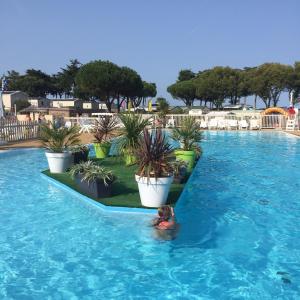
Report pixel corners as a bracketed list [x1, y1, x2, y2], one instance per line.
[0, 133, 94, 150]
[285, 130, 300, 137]
[1, 130, 299, 151]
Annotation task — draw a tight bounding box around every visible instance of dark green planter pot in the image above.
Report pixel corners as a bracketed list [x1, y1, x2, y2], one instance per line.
[94, 142, 111, 159]
[73, 149, 89, 164]
[174, 149, 195, 172]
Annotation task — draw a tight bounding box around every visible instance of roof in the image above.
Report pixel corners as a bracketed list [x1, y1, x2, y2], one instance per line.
[20, 106, 76, 113]
[2, 91, 27, 95]
[50, 98, 81, 101]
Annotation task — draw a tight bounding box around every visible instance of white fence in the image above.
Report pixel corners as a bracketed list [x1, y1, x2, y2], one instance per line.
[0, 120, 40, 142]
[0, 113, 298, 143]
[64, 114, 299, 131]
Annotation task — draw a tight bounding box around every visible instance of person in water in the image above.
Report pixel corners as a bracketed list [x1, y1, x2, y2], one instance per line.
[152, 205, 176, 230]
[152, 205, 179, 240]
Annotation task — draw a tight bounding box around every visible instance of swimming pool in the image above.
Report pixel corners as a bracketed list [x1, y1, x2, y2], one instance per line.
[0, 132, 299, 299]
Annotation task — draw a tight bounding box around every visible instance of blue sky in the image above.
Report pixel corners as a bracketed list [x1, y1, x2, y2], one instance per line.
[0, 0, 299, 106]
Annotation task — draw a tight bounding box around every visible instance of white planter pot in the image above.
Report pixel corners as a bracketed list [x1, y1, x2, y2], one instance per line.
[135, 175, 173, 207]
[45, 151, 73, 173]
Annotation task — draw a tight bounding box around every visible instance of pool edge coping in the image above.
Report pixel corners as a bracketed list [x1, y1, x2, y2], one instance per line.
[40, 173, 158, 215]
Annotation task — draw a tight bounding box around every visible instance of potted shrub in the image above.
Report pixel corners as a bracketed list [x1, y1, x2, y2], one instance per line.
[156, 97, 170, 128]
[170, 159, 188, 184]
[193, 144, 202, 162]
[69, 161, 115, 198]
[171, 116, 203, 172]
[117, 113, 150, 165]
[70, 144, 90, 164]
[93, 116, 119, 159]
[40, 122, 80, 173]
[135, 129, 174, 207]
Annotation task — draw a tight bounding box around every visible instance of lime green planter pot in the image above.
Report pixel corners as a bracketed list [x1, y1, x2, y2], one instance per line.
[94, 142, 111, 158]
[174, 149, 195, 172]
[124, 154, 137, 166]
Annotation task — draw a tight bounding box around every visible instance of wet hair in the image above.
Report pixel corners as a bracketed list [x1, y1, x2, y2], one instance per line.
[157, 205, 171, 221]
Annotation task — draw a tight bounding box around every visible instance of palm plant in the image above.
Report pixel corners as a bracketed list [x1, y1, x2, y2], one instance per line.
[171, 116, 202, 150]
[93, 116, 119, 144]
[40, 122, 81, 152]
[136, 129, 173, 179]
[117, 113, 150, 157]
[156, 97, 170, 128]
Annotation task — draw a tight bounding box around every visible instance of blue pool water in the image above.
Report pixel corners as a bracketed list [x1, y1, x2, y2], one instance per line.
[0, 132, 300, 299]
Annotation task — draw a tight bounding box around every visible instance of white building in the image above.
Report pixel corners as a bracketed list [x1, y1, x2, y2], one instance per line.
[51, 99, 83, 109]
[28, 97, 50, 108]
[2, 91, 28, 111]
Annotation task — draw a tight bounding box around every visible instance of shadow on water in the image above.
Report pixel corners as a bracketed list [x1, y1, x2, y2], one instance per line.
[168, 154, 232, 251]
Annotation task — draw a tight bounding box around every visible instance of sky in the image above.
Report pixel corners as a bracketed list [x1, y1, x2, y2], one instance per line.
[0, 0, 299, 107]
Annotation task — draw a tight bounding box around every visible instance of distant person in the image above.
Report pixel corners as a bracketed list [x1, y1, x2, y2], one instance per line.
[288, 106, 296, 115]
[152, 205, 176, 229]
[152, 206, 180, 240]
[288, 106, 296, 118]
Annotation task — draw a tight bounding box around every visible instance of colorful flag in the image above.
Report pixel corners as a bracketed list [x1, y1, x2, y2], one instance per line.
[128, 100, 132, 111]
[148, 99, 152, 112]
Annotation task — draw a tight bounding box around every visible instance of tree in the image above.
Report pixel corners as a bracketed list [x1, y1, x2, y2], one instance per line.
[75, 60, 149, 112]
[178, 69, 195, 82]
[287, 62, 300, 104]
[17, 69, 53, 97]
[136, 81, 157, 107]
[225, 68, 249, 105]
[5, 70, 22, 91]
[117, 66, 143, 111]
[75, 60, 121, 112]
[251, 63, 293, 107]
[241, 67, 259, 109]
[167, 80, 196, 107]
[54, 59, 82, 98]
[194, 67, 231, 109]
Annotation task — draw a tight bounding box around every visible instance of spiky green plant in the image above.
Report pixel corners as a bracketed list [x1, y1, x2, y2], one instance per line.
[40, 122, 81, 152]
[117, 113, 150, 156]
[69, 160, 95, 177]
[93, 116, 120, 144]
[69, 161, 115, 186]
[171, 117, 203, 151]
[136, 129, 173, 179]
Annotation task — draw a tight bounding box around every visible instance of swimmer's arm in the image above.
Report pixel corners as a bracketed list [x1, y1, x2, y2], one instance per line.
[170, 207, 175, 220]
[156, 220, 175, 230]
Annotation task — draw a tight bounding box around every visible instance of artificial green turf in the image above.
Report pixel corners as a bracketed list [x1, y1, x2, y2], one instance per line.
[42, 156, 185, 208]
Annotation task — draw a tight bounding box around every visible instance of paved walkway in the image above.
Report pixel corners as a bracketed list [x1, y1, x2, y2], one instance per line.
[0, 133, 94, 150]
[1, 130, 299, 151]
[285, 131, 300, 137]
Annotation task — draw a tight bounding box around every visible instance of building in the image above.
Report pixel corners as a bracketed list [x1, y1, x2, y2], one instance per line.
[2, 91, 28, 111]
[51, 98, 84, 109]
[18, 106, 77, 121]
[28, 97, 50, 108]
[50, 98, 110, 115]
